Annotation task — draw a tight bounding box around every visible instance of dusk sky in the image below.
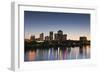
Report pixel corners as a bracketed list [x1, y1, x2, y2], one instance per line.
[24, 11, 90, 40]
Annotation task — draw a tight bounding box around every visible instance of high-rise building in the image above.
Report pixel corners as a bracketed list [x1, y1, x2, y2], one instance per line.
[45, 36, 49, 41]
[54, 33, 58, 40]
[80, 36, 87, 41]
[80, 36, 87, 45]
[54, 30, 67, 41]
[62, 34, 67, 40]
[57, 30, 63, 41]
[30, 35, 35, 41]
[40, 33, 44, 41]
[58, 30, 63, 35]
[49, 31, 53, 40]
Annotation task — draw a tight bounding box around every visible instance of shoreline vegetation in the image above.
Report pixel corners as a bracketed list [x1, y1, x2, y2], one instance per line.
[25, 40, 90, 52]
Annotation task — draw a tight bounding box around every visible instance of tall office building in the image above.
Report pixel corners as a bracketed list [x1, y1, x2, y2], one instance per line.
[54, 30, 67, 41]
[58, 30, 63, 35]
[80, 36, 87, 45]
[30, 35, 35, 41]
[80, 36, 87, 41]
[40, 33, 44, 41]
[58, 30, 63, 41]
[45, 36, 49, 41]
[54, 33, 58, 40]
[49, 31, 53, 40]
[62, 34, 67, 40]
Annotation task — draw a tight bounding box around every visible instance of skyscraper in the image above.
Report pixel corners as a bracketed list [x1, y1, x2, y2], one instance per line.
[40, 33, 44, 41]
[49, 31, 53, 40]
[45, 36, 49, 41]
[54, 33, 58, 40]
[30, 35, 35, 41]
[62, 34, 67, 40]
[80, 36, 87, 45]
[54, 30, 67, 41]
[58, 30, 63, 41]
[80, 36, 87, 41]
[58, 30, 63, 35]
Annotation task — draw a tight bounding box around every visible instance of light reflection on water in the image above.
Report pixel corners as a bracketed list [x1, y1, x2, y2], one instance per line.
[24, 46, 90, 61]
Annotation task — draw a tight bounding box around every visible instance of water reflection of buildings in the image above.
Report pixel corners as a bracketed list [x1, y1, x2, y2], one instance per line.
[27, 50, 36, 61]
[80, 46, 90, 58]
[25, 46, 90, 61]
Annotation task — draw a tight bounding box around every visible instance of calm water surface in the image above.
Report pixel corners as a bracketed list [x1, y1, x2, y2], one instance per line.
[24, 46, 90, 61]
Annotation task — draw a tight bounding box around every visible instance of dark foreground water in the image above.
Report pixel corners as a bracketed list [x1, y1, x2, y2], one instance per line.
[24, 46, 90, 61]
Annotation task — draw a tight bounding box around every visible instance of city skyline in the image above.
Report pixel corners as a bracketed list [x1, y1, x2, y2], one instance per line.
[25, 30, 89, 42]
[24, 11, 90, 40]
[27, 30, 68, 41]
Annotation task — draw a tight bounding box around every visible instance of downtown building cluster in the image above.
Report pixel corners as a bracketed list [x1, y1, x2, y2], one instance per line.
[30, 30, 67, 41]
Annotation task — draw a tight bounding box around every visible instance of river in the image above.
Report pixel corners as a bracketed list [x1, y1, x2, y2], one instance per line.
[24, 46, 90, 61]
